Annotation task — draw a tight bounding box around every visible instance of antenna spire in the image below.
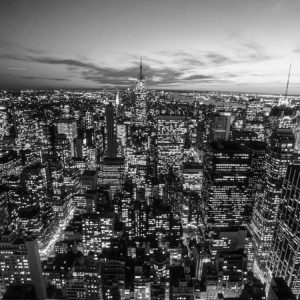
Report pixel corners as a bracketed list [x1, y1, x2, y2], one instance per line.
[285, 64, 292, 100]
[139, 57, 144, 81]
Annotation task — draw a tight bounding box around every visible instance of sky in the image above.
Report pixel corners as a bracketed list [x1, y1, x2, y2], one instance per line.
[0, 0, 300, 94]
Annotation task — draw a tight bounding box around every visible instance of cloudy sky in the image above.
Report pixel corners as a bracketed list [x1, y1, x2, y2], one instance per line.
[0, 0, 300, 93]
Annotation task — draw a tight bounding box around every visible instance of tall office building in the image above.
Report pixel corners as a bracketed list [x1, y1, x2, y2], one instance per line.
[246, 98, 264, 121]
[294, 116, 300, 155]
[0, 105, 9, 141]
[250, 128, 294, 276]
[202, 141, 251, 229]
[21, 162, 49, 209]
[25, 237, 47, 300]
[268, 164, 300, 298]
[82, 212, 114, 257]
[56, 118, 77, 141]
[209, 112, 231, 142]
[105, 102, 117, 158]
[157, 115, 185, 175]
[56, 118, 77, 156]
[247, 141, 267, 208]
[82, 213, 102, 256]
[0, 233, 47, 299]
[65, 256, 101, 300]
[0, 187, 13, 232]
[102, 157, 125, 196]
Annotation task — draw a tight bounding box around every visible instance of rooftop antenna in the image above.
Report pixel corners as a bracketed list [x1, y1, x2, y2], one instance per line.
[284, 64, 292, 102]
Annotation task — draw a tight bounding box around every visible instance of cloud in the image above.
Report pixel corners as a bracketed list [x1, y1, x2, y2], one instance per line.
[31, 57, 101, 71]
[21, 75, 69, 82]
[156, 47, 272, 71]
[81, 63, 185, 87]
[183, 74, 214, 81]
[240, 41, 272, 62]
[0, 53, 22, 60]
[0, 43, 272, 89]
[0, 52, 239, 87]
[8, 67, 27, 70]
[205, 53, 234, 65]
[0, 40, 44, 55]
[158, 50, 232, 67]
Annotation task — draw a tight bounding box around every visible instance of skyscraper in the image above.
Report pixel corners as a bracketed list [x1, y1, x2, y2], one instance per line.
[134, 59, 147, 125]
[209, 112, 231, 142]
[56, 118, 77, 156]
[105, 102, 117, 158]
[25, 237, 47, 300]
[268, 164, 300, 298]
[294, 116, 300, 154]
[135, 58, 145, 92]
[0, 233, 47, 299]
[0, 105, 9, 141]
[157, 115, 185, 175]
[202, 141, 251, 229]
[250, 128, 294, 276]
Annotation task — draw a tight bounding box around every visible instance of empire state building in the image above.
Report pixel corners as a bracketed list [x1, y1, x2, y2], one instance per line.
[135, 58, 145, 92]
[134, 59, 147, 124]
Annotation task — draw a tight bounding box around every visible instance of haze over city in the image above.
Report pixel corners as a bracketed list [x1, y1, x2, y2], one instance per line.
[1, 0, 300, 93]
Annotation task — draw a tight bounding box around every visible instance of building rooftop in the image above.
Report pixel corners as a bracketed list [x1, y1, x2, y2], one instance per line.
[103, 157, 125, 165]
[157, 115, 185, 120]
[269, 277, 297, 300]
[209, 141, 249, 153]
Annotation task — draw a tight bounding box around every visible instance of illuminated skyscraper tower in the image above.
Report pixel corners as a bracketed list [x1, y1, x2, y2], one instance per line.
[134, 59, 147, 124]
[157, 115, 185, 175]
[202, 141, 251, 229]
[103, 102, 125, 196]
[268, 164, 300, 298]
[115, 90, 120, 106]
[105, 102, 117, 158]
[294, 116, 300, 155]
[209, 112, 231, 142]
[250, 128, 294, 277]
[0, 105, 9, 140]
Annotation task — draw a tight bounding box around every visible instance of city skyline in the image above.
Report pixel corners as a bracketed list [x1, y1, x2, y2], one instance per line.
[1, 0, 300, 94]
[1, 69, 300, 299]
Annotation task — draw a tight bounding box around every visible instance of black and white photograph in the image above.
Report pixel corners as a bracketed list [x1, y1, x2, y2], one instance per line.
[0, 1, 300, 299]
